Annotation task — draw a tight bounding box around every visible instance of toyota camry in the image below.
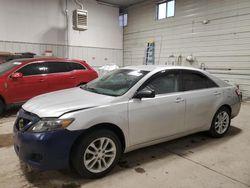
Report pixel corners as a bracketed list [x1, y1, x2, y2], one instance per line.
[13, 65, 241, 178]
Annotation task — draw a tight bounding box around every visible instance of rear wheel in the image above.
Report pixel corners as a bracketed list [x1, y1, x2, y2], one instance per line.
[71, 129, 122, 179]
[208, 107, 231, 138]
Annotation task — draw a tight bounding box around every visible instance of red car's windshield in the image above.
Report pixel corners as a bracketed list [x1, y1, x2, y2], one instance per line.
[0, 60, 22, 76]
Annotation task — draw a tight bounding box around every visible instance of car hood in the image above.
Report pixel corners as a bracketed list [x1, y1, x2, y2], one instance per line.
[22, 87, 115, 117]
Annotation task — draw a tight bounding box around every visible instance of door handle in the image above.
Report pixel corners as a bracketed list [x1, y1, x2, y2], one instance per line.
[69, 76, 75, 79]
[213, 91, 222, 96]
[175, 97, 184, 103]
[39, 79, 45, 82]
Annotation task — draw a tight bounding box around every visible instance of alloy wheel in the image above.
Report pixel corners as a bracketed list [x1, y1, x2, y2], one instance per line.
[83, 137, 117, 173]
[214, 111, 230, 134]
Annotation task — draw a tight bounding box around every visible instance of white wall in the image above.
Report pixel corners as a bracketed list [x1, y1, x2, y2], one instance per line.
[68, 0, 122, 48]
[0, 0, 123, 67]
[0, 0, 66, 45]
[124, 0, 250, 100]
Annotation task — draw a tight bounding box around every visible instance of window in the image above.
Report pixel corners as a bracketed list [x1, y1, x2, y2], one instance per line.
[82, 69, 149, 96]
[181, 71, 218, 91]
[158, 2, 166, 19]
[144, 72, 179, 95]
[69, 62, 86, 71]
[18, 63, 48, 76]
[119, 13, 128, 27]
[46, 62, 69, 74]
[0, 60, 22, 76]
[157, 0, 175, 20]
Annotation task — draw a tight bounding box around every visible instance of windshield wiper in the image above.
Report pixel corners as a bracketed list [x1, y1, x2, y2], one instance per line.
[81, 85, 98, 92]
[80, 85, 86, 89]
[80, 85, 120, 97]
[87, 87, 97, 92]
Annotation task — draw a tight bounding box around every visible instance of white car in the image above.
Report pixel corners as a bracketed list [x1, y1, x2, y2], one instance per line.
[13, 65, 241, 178]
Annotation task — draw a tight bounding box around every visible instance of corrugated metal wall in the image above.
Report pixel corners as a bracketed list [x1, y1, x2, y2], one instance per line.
[0, 40, 123, 70]
[124, 0, 250, 100]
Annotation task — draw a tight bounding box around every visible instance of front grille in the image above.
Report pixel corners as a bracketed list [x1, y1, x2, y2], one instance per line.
[15, 109, 40, 132]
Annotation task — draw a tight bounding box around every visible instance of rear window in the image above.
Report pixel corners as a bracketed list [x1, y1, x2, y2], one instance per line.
[182, 71, 218, 91]
[46, 62, 69, 73]
[69, 62, 86, 71]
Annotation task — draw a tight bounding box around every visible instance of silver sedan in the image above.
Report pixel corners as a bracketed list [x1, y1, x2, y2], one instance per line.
[14, 66, 241, 178]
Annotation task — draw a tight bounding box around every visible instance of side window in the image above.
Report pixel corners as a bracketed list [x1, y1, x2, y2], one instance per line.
[145, 72, 179, 95]
[69, 62, 86, 71]
[182, 71, 217, 91]
[46, 62, 69, 74]
[18, 63, 48, 76]
[207, 77, 218, 88]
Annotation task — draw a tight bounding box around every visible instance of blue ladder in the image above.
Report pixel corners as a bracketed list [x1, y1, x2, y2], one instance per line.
[145, 42, 155, 65]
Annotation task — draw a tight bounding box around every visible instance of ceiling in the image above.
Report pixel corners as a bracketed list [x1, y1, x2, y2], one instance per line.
[96, 0, 145, 7]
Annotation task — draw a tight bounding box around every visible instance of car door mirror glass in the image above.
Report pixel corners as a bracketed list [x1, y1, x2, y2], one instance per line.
[10, 72, 23, 79]
[134, 88, 155, 99]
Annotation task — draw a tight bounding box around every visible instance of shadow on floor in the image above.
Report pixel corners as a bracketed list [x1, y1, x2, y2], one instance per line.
[19, 126, 242, 188]
[1, 107, 19, 118]
[116, 126, 242, 169]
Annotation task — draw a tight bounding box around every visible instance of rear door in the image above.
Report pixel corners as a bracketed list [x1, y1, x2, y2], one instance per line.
[7, 62, 48, 102]
[68, 62, 90, 85]
[46, 62, 75, 92]
[129, 70, 186, 145]
[180, 70, 222, 131]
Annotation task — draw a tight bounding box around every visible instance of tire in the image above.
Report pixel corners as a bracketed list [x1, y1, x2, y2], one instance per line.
[0, 99, 5, 116]
[208, 106, 231, 138]
[71, 129, 122, 179]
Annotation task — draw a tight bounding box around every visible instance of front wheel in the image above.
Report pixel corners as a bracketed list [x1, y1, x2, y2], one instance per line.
[71, 129, 122, 179]
[0, 100, 5, 116]
[208, 107, 231, 138]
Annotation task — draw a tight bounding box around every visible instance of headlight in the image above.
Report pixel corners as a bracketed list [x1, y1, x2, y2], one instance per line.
[28, 118, 74, 133]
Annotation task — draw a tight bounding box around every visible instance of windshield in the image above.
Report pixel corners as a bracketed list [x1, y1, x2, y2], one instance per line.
[0, 60, 22, 76]
[82, 69, 149, 96]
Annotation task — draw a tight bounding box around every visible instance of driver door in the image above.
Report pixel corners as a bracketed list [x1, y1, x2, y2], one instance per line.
[7, 62, 48, 103]
[128, 70, 185, 145]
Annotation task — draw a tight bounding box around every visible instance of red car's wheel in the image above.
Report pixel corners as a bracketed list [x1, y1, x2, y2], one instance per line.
[0, 99, 5, 116]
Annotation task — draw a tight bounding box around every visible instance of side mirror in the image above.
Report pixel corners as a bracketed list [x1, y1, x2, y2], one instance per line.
[134, 88, 155, 99]
[10, 72, 23, 79]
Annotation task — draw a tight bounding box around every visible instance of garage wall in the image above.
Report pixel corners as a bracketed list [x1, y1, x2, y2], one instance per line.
[0, 0, 123, 68]
[124, 0, 250, 100]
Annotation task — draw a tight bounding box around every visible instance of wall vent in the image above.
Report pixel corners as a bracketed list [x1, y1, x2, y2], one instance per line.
[72, 9, 88, 31]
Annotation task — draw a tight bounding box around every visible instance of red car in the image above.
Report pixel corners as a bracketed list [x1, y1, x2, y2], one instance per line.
[0, 58, 98, 115]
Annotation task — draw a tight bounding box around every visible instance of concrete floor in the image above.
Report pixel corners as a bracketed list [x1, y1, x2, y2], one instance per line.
[0, 103, 250, 188]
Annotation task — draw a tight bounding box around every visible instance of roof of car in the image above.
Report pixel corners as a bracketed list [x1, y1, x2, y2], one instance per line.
[122, 65, 203, 72]
[13, 57, 84, 63]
